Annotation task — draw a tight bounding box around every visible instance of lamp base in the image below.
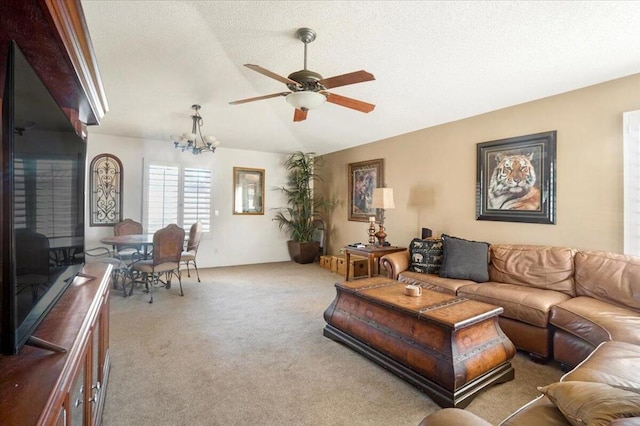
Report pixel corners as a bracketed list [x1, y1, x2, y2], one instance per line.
[375, 226, 388, 246]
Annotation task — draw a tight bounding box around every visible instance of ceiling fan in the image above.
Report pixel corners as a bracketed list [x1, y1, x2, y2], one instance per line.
[229, 28, 375, 122]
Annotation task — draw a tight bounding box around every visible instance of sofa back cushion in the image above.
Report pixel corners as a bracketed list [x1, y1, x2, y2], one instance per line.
[489, 244, 576, 296]
[574, 250, 640, 311]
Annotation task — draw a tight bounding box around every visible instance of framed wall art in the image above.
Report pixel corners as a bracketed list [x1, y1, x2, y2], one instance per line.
[233, 167, 265, 215]
[348, 158, 384, 222]
[90, 153, 123, 226]
[476, 131, 556, 224]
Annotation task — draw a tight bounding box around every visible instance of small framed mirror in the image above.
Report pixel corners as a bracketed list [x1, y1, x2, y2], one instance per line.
[233, 167, 265, 215]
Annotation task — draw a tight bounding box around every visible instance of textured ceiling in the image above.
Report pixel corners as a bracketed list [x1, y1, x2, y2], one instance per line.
[81, 1, 640, 155]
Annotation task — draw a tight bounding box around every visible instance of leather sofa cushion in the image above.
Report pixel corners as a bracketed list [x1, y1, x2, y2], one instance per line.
[397, 271, 474, 295]
[489, 245, 576, 296]
[458, 282, 571, 328]
[538, 381, 640, 426]
[563, 341, 640, 391]
[501, 395, 570, 426]
[574, 250, 640, 311]
[418, 408, 493, 426]
[550, 297, 640, 347]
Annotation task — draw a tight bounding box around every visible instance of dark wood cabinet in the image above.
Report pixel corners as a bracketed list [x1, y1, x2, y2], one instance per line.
[0, 3, 108, 421]
[0, 0, 108, 130]
[0, 262, 112, 425]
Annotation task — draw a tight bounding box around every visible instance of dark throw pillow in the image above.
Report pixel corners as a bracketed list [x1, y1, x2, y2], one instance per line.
[408, 238, 443, 274]
[439, 234, 489, 282]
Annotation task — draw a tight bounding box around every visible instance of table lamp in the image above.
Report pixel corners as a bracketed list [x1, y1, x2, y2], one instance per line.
[372, 187, 395, 246]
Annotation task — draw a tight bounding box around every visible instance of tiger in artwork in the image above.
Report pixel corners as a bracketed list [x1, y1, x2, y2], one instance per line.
[487, 152, 541, 210]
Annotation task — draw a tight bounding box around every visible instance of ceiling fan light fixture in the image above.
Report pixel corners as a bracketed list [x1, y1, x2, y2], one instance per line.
[286, 91, 326, 111]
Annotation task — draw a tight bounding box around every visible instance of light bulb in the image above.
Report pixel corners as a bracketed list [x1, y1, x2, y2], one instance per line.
[286, 91, 326, 111]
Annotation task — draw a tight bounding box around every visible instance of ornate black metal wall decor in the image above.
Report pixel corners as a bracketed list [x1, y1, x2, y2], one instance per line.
[90, 154, 123, 226]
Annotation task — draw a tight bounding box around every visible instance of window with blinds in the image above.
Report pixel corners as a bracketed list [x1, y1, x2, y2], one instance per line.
[14, 157, 79, 238]
[623, 110, 640, 255]
[183, 167, 211, 232]
[144, 162, 211, 234]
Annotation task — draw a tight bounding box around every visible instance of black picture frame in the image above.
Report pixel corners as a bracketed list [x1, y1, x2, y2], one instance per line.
[476, 131, 556, 224]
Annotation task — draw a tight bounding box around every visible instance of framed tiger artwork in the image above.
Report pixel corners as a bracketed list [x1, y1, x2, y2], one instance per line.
[476, 131, 557, 224]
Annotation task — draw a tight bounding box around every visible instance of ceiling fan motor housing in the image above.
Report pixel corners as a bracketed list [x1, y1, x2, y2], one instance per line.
[287, 69, 325, 92]
[229, 26, 375, 121]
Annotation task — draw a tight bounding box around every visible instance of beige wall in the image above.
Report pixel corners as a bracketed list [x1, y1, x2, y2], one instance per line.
[319, 73, 640, 255]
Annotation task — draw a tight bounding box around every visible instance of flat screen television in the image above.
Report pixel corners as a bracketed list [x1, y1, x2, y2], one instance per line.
[0, 42, 86, 355]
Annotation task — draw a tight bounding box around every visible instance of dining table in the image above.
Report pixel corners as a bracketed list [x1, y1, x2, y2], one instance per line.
[100, 234, 156, 259]
[48, 236, 84, 265]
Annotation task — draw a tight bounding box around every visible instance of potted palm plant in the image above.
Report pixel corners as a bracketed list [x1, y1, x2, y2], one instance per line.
[273, 151, 330, 264]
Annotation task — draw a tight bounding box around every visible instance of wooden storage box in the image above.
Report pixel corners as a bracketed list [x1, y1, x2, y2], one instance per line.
[330, 255, 341, 273]
[320, 255, 332, 270]
[336, 255, 368, 278]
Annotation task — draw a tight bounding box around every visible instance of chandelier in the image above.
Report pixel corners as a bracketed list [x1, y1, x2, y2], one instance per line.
[172, 104, 220, 154]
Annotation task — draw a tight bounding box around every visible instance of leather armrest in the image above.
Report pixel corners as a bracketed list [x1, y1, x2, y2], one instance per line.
[380, 250, 409, 279]
[418, 408, 492, 426]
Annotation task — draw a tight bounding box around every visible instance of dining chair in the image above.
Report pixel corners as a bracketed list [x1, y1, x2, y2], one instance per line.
[113, 218, 143, 262]
[180, 222, 202, 282]
[84, 247, 131, 296]
[15, 228, 50, 303]
[130, 224, 185, 303]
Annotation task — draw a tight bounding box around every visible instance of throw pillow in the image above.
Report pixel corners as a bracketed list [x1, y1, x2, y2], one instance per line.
[439, 234, 489, 282]
[408, 238, 443, 274]
[538, 381, 640, 426]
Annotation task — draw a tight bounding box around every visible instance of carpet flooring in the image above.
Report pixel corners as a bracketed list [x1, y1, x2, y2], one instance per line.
[102, 262, 562, 425]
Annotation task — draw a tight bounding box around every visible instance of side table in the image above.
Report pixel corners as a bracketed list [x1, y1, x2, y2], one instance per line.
[343, 245, 406, 280]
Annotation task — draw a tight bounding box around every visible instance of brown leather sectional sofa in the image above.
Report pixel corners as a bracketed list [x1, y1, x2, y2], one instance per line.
[380, 243, 640, 425]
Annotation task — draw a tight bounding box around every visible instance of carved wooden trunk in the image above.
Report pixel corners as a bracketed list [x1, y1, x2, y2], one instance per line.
[323, 277, 516, 408]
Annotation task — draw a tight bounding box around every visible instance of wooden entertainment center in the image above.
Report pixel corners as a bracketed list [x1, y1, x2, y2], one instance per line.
[0, 1, 109, 424]
[0, 263, 112, 425]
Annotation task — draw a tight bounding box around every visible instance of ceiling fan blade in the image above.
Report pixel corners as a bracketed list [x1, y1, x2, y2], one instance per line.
[319, 70, 375, 89]
[244, 64, 302, 87]
[293, 109, 308, 122]
[325, 93, 375, 113]
[229, 92, 290, 105]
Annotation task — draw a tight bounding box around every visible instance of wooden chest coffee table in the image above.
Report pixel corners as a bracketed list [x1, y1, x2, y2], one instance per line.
[323, 277, 515, 408]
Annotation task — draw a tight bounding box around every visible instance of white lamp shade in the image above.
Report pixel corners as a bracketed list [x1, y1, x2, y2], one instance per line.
[203, 135, 219, 145]
[372, 188, 395, 209]
[183, 132, 197, 141]
[286, 91, 326, 110]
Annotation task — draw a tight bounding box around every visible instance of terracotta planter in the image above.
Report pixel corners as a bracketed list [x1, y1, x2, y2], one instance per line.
[287, 240, 319, 264]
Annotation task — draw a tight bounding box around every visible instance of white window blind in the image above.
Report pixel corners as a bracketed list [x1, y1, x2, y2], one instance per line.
[144, 162, 211, 234]
[623, 110, 640, 255]
[14, 157, 78, 237]
[183, 167, 211, 232]
[147, 165, 179, 234]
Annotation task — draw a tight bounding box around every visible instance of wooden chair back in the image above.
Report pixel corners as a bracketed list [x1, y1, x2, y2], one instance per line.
[152, 224, 185, 266]
[186, 222, 202, 253]
[114, 219, 142, 236]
